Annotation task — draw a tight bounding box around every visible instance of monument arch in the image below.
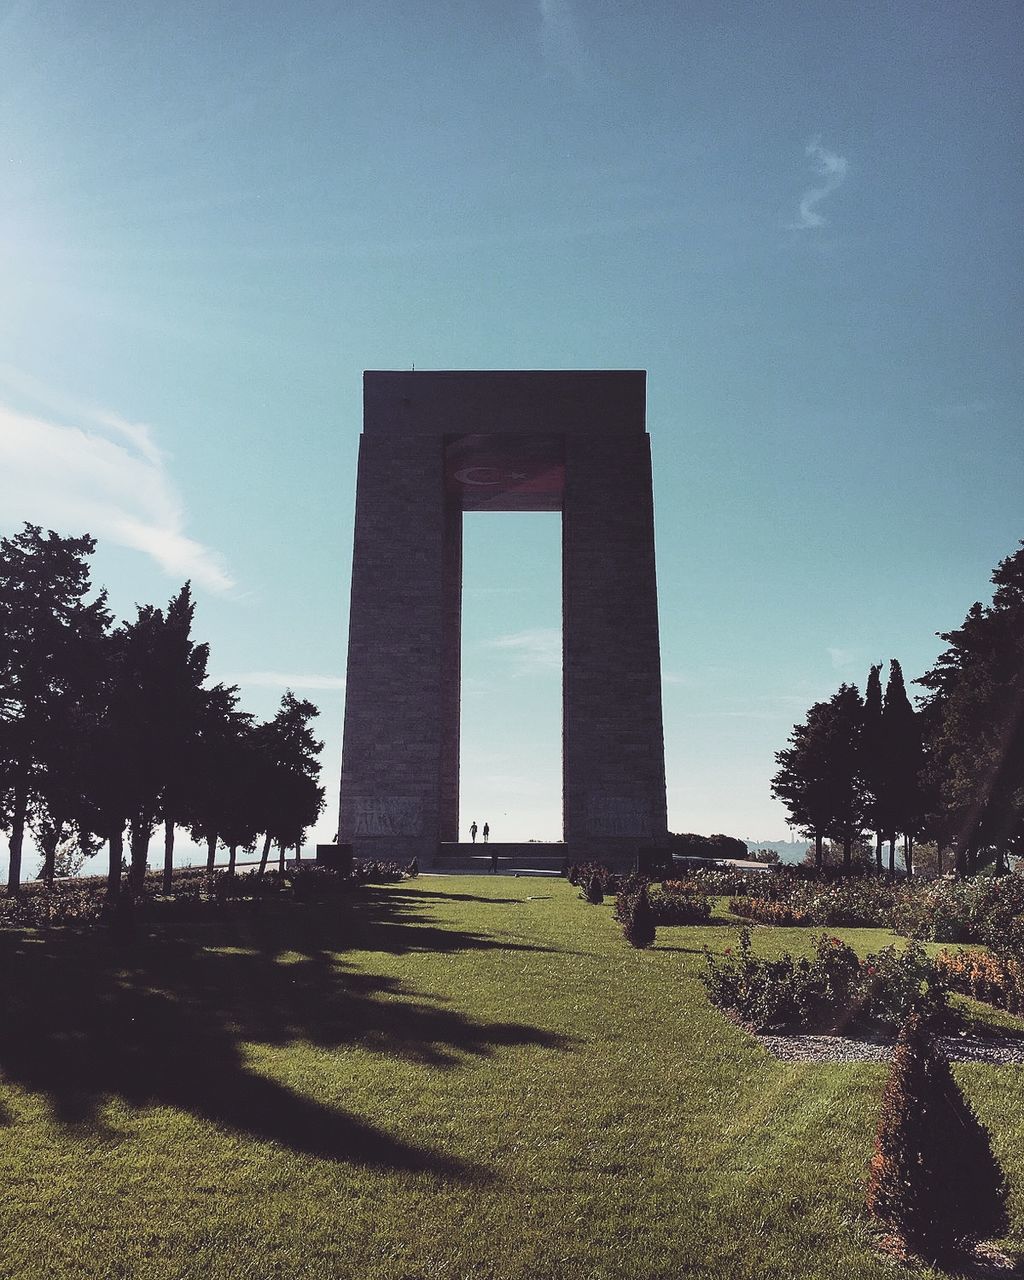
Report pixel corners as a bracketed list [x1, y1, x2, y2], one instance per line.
[338, 370, 668, 864]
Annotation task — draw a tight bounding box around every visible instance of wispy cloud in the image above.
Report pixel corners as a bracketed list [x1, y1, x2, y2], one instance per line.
[538, 0, 587, 87]
[932, 400, 991, 418]
[790, 137, 848, 230]
[827, 646, 859, 671]
[483, 627, 561, 675]
[0, 376, 233, 593]
[229, 672, 346, 691]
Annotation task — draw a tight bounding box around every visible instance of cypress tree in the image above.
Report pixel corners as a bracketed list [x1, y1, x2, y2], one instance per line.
[624, 884, 656, 948]
[867, 1014, 1009, 1261]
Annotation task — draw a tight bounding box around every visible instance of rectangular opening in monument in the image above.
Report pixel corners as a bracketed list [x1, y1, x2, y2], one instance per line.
[458, 510, 563, 843]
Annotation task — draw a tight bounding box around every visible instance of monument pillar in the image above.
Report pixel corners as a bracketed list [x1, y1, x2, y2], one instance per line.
[562, 430, 667, 855]
[338, 370, 668, 866]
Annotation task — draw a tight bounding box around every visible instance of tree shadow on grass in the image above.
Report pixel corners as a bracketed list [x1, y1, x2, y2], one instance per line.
[0, 892, 572, 1177]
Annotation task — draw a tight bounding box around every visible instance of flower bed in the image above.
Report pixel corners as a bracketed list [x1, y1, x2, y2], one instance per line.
[701, 928, 948, 1033]
[729, 897, 814, 927]
[935, 947, 1024, 1016]
[648, 883, 712, 925]
[890, 874, 1024, 945]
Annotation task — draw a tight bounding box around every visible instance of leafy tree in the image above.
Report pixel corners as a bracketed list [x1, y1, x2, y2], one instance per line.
[772, 685, 867, 873]
[104, 585, 210, 892]
[186, 683, 252, 872]
[153, 585, 210, 891]
[253, 692, 325, 875]
[216, 720, 262, 874]
[0, 525, 109, 895]
[917, 542, 1024, 873]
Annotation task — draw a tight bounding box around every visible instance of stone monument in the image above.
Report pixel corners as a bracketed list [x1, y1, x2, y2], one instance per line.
[338, 370, 668, 865]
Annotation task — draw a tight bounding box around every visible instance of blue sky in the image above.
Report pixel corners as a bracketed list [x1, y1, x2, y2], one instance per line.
[1, 1, 1020, 855]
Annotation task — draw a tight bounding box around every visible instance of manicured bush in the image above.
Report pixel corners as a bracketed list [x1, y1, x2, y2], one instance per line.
[623, 884, 656, 949]
[866, 1013, 1009, 1262]
[583, 872, 604, 905]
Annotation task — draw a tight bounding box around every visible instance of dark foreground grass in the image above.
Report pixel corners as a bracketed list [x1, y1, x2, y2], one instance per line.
[1, 878, 1021, 1280]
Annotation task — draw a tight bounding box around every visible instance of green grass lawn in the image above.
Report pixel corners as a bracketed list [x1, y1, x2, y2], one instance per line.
[1, 877, 1022, 1280]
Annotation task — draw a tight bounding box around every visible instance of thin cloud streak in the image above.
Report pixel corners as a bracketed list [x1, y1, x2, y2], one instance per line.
[538, 0, 587, 87]
[230, 672, 346, 690]
[790, 137, 848, 230]
[0, 397, 233, 594]
[483, 627, 561, 674]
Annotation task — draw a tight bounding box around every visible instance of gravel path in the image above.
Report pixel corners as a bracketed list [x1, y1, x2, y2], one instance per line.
[760, 1030, 1024, 1064]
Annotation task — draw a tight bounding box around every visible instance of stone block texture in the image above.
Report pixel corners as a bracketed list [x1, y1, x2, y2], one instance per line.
[339, 371, 668, 863]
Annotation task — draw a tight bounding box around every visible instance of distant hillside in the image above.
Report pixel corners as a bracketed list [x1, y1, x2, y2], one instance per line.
[743, 839, 810, 865]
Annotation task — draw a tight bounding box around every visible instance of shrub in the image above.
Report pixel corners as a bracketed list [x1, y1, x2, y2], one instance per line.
[648, 884, 711, 924]
[856, 943, 948, 1032]
[567, 862, 621, 894]
[701, 931, 948, 1033]
[583, 873, 604, 905]
[935, 946, 1024, 1015]
[890, 873, 1024, 945]
[729, 897, 813, 927]
[623, 884, 656, 949]
[0, 880, 106, 928]
[287, 864, 357, 901]
[866, 1014, 1009, 1261]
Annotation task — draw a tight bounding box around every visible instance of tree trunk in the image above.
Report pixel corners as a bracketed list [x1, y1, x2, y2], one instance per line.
[206, 831, 217, 872]
[874, 831, 883, 876]
[107, 827, 123, 899]
[129, 819, 150, 892]
[278, 841, 286, 873]
[888, 838, 896, 879]
[40, 830, 59, 889]
[842, 835, 852, 876]
[814, 833, 823, 870]
[228, 843, 237, 874]
[6, 781, 28, 896]
[904, 834, 913, 878]
[257, 831, 273, 876]
[163, 817, 175, 893]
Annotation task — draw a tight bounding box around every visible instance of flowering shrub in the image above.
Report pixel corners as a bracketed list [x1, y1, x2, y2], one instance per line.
[891, 874, 1024, 944]
[647, 884, 711, 924]
[701, 930, 948, 1032]
[729, 898, 814, 927]
[935, 947, 1024, 1015]
[0, 880, 107, 928]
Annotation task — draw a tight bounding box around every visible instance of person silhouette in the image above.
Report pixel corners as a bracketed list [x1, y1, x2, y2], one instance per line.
[483, 822, 490, 844]
[469, 821, 478, 844]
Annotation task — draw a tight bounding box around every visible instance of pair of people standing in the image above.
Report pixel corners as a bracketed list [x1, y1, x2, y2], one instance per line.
[469, 821, 497, 870]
